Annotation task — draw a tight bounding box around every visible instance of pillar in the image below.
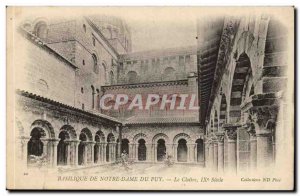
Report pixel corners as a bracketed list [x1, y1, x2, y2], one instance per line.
[52, 140, 59, 167]
[213, 141, 218, 171]
[256, 132, 273, 168]
[204, 141, 209, 167]
[74, 140, 80, 167]
[247, 129, 257, 170]
[223, 124, 239, 174]
[90, 142, 95, 165]
[216, 132, 224, 172]
[208, 142, 214, 169]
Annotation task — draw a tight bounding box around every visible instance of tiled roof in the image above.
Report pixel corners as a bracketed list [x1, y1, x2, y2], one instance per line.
[16, 89, 122, 125]
[124, 116, 200, 125]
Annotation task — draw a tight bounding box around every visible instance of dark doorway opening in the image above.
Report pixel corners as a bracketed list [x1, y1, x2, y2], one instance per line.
[177, 139, 187, 162]
[157, 139, 166, 162]
[138, 139, 146, 161]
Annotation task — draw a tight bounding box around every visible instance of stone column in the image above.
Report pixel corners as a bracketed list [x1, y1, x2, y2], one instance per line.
[83, 141, 88, 165]
[216, 132, 225, 172]
[213, 140, 218, 171]
[90, 142, 96, 165]
[223, 124, 239, 174]
[73, 140, 80, 167]
[102, 143, 107, 163]
[256, 132, 273, 168]
[52, 140, 59, 167]
[247, 128, 257, 170]
[173, 144, 177, 162]
[146, 143, 152, 162]
[41, 139, 49, 166]
[204, 141, 209, 167]
[240, 93, 279, 169]
[117, 125, 122, 160]
[208, 142, 214, 169]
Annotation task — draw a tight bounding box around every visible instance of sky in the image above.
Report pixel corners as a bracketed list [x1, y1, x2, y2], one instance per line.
[127, 18, 197, 52]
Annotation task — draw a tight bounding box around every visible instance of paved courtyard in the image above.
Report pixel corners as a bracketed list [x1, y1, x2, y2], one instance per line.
[65, 163, 205, 176]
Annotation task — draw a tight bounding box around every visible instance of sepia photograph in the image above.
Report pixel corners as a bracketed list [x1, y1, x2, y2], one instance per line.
[6, 6, 294, 190]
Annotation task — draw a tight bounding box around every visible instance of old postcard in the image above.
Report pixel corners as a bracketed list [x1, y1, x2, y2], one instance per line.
[6, 7, 294, 190]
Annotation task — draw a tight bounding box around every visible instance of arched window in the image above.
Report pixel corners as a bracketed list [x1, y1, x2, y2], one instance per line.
[127, 71, 138, 83]
[91, 85, 95, 109]
[163, 67, 176, 81]
[83, 24, 86, 33]
[110, 71, 114, 85]
[100, 62, 107, 84]
[92, 54, 99, 74]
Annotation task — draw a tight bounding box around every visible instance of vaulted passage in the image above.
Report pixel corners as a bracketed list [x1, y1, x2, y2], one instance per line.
[229, 53, 251, 123]
[78, 133, 87, 165]
[57, 131, 68, 165]
[121, 139, 129, 154]
[196, 139, 204, 162]
[27, 127, 44, 160]
[157, 139, 166, 162]
[177, 139, 188, 162]
[138, 139, 146, 161]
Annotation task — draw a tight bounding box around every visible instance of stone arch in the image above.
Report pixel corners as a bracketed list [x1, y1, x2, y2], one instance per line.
[219, 93, 227, 128]
[133, 133, 148, 144]
[213, 110, 218, 132]
[173, 133, 191, 144]
[95, 130, 105, 142]
[59, 125, 77, 140]
[30, 119, 55, 139]
[100, 61, 107, 83]
[152, 133, 169, 144]
[163, 67, 176, 81]
[107, 133, 115, 143]
[127, 71, 138, 83]
[80, 128, 93, 141]
[92, 53, 99, 74]
[229, 53, 252, 123]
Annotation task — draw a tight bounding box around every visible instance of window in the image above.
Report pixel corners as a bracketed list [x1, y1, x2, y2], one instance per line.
[82, 104, 85, 110]
[82, 60, 85, 66]
[83, 24, 86, 33]
[91, 85, 95, 109]
[179, 56, 184, 66]
[81, 87, 84, 94]
[92, 54, 99, 74]
[185, 55, 191, 64]
[92, 37, 96, 46]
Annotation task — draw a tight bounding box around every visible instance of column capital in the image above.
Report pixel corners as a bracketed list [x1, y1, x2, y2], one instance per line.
[223, 123, 240, 140]
[241, 93, 280, 135]
[215, 131, 225, 143]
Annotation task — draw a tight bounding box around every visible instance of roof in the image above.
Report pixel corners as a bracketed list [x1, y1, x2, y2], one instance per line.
[16, 89, 122, 125]
[19, 27, 78, 70]
[124, 116, 200, 125]
[102, 79, 188, 91]
[121, 45, 197, 60]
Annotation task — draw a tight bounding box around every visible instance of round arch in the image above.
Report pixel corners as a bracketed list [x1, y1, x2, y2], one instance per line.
[173, 133, 191, 144]
[152, 133, 169, 144]
[30, 119, 55, 139]
[133, 133, 148, 144]
[229, 53, 252, 123]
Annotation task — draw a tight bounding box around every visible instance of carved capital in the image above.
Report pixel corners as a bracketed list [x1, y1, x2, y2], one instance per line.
[223, 123, 240, 140]
[215, 132, 225, 143]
